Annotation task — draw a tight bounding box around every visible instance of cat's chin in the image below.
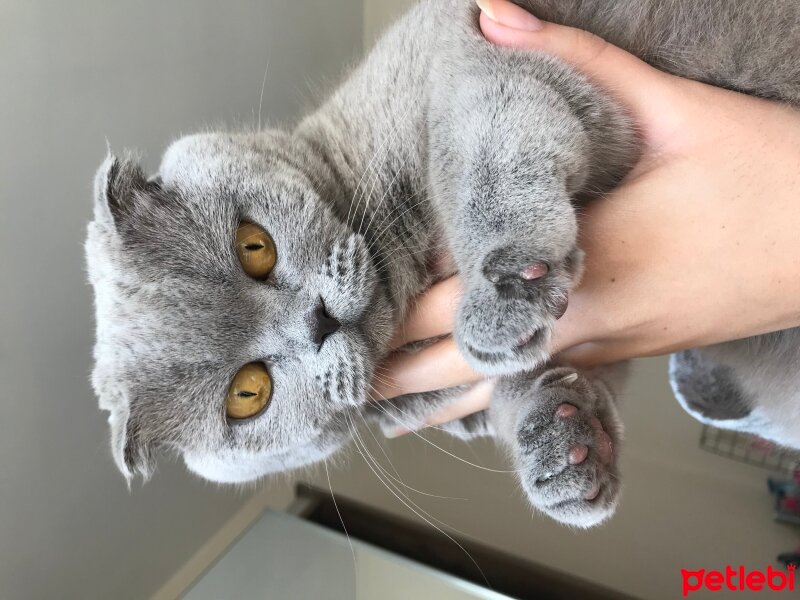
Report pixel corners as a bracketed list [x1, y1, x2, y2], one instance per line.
[184, 420, 353, 484]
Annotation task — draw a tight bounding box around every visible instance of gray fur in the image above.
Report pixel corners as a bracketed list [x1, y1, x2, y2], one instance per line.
[86, 0, 800, 527]
[671, 331, 800, 449]
[671, 350, 753, 421]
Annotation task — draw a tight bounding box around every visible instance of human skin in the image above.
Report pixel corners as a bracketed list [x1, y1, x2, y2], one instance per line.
[371, 0, 800, 427]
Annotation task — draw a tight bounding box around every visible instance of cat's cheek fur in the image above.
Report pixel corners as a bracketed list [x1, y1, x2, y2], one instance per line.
[183, 422, 354, 484]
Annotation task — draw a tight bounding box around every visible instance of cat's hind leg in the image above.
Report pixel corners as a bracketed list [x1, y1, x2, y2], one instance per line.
[670, 330, 800, 448]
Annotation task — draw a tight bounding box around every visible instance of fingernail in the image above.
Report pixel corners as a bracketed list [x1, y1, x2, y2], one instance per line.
[477, 0, 543, 31]
[475, 0, 496, 20]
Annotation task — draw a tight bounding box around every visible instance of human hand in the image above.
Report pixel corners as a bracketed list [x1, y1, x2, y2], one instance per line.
[371, 0, 800, 427]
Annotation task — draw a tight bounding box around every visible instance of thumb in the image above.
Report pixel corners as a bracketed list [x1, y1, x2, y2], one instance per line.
[477, 0, 680, 129]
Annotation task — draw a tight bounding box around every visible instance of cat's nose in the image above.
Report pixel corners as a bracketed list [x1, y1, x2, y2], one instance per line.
[309, 301, 340, 349]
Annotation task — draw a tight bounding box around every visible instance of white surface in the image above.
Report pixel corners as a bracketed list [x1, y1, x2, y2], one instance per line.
[184, 510, 511, 600]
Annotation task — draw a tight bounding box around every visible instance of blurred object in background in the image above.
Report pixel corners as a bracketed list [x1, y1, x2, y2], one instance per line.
[700, 425, 800, 472]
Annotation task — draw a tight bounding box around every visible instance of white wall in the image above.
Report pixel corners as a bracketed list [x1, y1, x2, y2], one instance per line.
[0, 2, 361, 599]
[364, 0, 416, 46]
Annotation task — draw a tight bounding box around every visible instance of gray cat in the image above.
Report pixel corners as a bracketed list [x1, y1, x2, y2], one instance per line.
[86, 0, 800, 528]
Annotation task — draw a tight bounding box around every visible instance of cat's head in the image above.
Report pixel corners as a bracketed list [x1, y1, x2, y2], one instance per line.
[85, 132, 394, 484]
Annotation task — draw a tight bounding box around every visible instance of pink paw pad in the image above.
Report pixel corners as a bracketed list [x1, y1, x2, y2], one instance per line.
[569, 444, 589, 465]
[519, 262, 549, 280]
[556, 403, 577, 418]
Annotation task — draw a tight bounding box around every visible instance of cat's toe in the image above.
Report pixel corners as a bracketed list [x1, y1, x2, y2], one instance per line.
[455, 246, 582, 375]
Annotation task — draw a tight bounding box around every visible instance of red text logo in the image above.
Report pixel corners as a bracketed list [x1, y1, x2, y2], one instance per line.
[681, 565, 795, 596]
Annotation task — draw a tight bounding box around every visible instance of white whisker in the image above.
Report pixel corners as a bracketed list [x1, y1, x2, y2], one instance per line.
[354, 409, 467, 500]
[257, 61, 270, 132]
[324, 460, 357, 574]
[368, 397, 523, 475]
[342, 411, 489, 585]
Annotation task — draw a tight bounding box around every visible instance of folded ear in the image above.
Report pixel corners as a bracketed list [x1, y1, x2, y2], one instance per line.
[93, 153, 150, 227]
[105, 400, 157, 485]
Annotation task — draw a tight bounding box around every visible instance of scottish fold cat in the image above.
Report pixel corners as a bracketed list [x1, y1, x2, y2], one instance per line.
[86, 0, 800, 527]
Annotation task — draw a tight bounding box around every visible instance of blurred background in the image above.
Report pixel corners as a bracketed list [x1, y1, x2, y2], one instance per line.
[1, 1, 797, 599]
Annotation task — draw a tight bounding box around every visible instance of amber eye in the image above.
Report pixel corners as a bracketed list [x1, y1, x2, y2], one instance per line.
[225, 362, 272, 420]
[235, 222, 276, 280]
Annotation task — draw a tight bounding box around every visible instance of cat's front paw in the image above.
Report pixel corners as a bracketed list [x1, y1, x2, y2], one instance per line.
[511, 368, 622, 528]
[455, 244, 583, 375]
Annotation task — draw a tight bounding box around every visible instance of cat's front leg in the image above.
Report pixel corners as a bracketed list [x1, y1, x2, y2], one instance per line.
[428, 42, 637, 375]
[366, 386, 493, 441]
